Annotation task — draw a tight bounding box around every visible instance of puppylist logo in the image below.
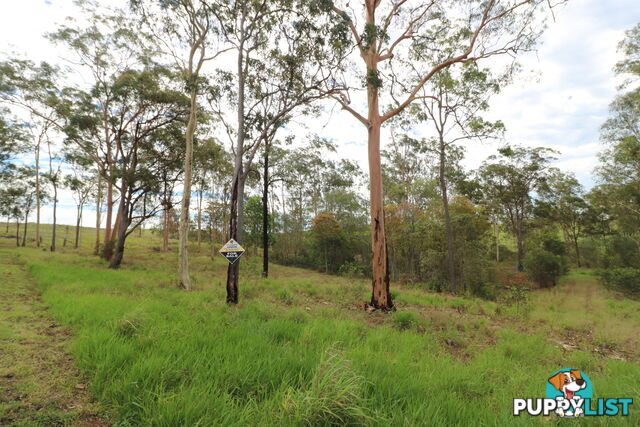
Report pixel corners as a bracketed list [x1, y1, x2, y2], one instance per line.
[513, 369, 633, 417]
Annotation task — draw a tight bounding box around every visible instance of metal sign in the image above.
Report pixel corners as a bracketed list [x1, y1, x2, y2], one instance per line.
[219, 238, 245, 264]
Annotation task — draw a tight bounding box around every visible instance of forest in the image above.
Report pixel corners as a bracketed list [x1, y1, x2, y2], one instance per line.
[1, 0, 639, 425]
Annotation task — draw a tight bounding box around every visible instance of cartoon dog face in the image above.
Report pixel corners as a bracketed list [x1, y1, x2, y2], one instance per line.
[548, 369, 586, 400]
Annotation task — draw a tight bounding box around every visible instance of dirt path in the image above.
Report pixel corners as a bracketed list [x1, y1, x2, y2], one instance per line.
[0, 249, 107, 426]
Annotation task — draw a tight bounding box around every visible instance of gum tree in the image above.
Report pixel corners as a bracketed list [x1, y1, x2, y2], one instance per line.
[326, 0, 559, 310]
[0, 60, 64, 248]
[132, 0, 228, 290]
[44, 134, 63, 252]
[49, 5, 148, 249]
[64, 153, 95, 249]
[537, 172, 587, 266]
[596, 23, 640, 244]
[0, 109, 27, 184]
[477, 145, 557, 271]
[106, 68, 188, 268]
[412, 64, 504, 293]
[209, 0, 349, 303]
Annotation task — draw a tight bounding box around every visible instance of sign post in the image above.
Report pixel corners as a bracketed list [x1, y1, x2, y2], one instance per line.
[219, 239, 245, 264]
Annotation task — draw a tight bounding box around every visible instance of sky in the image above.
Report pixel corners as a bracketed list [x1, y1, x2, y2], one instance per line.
[1, 0, 639, 228]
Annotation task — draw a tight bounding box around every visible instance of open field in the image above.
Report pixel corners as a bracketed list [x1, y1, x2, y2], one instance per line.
[1, 223, 639, 425]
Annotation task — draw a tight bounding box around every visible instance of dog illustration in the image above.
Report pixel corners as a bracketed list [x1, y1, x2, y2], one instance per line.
[548, 369, 586, 417]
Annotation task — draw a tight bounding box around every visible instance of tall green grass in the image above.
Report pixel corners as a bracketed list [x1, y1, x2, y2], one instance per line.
[8, 247, 640, 425]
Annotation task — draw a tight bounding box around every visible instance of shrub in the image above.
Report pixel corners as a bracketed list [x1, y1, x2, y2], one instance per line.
[540, 234, 566, 257]
[338, 261, 366, 278]
[425, 279, 445, 293]
[523, 248, 563, 288]
[463, 256, 497, 299]
[604, 236, 640, 269]
[501, 284, 531, 317]
[599, 268, 640, 297]
[578, 237, 605, 268]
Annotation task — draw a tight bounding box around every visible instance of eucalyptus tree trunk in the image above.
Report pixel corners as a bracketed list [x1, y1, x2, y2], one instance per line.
[111, 209, 122, 246]
[15, 219, 20, 247]
[226, 174, 243, 303]
[103, 106, 114, 244]
[51, 181, 58, 252]
[438, 136, 456, 293]
[162, 205, 170, 252]
[226, 44, 247, 304]
[209, 209, 216, 249]
[109, 187, 129, 269]
[35, 141, 41, 248]
[226, 176, 245, 303]
[75, 203, 83, 249]
[494, 223, 500, 262]
[573, 235, 581, 268]
[197, 187, 203, 247]
[363, 5, 393, 311]
[94, 175, 102, 255]
[102, 174, 121, 260]
[178, 86, 198, 290]
[104, 165, 113, 243]
[262, 141, 269, 278]
[21, 212, 28, 247]
[109, 220, 128, 268]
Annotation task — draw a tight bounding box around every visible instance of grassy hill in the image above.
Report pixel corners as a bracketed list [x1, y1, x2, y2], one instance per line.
[1, 223, 639, 425]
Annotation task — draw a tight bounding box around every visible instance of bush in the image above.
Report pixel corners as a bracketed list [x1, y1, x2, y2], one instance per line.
[599, 268, 640, 297]
[501, 284, 531, 317]
[338, 261, 366, 278]
[425, 279, 445, 293]
[604, 235, 640, 269]
[576, 235, 640, 269]
[468, 279, 498, 301]
[578, 237, 605, 268]
[487, 243, 515, 262]
[463, 256, 497, 299]
[523, 248, 563, 288]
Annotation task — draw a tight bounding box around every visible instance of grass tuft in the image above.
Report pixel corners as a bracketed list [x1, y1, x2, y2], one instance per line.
[281, 347, 376, 425]
[391, 311, 418, 330]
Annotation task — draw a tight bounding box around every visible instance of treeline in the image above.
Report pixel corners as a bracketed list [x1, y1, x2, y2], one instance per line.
[588, 23, 640, 297]
[1, 1, 636, 308]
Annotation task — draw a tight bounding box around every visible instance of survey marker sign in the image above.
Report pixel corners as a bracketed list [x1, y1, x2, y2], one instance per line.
[219, 239, 245, 264]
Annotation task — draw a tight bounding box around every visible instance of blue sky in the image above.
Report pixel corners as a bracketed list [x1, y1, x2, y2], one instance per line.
[1, 0, 639, 226]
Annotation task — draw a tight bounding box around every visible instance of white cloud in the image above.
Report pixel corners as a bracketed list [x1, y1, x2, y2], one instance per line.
[480, 0, 638, 187]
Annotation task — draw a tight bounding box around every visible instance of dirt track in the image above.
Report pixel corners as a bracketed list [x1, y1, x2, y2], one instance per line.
[0, 248, 107, 426]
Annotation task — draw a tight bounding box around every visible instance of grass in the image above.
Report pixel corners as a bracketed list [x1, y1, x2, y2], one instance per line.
[1, 222, 640, 425]
[0, 249, 105, 426]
